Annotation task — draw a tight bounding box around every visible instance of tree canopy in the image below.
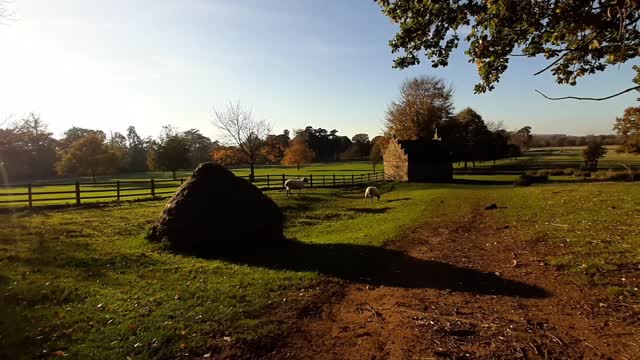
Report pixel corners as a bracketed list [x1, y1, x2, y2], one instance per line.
[0, 113, 58, 181]
[583, 142, 607, 170]
[282, 137, 315, 170]
[613, 106, 640, 153]
[376, 0, 640, 99]
[152, 126, 191, 180]
[385, 75, 454, 140]
[57, 132, 120, 183]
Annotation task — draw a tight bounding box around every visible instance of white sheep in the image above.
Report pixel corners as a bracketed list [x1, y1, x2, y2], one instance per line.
[364, 186, 380, 204]
[284, 177, 309, 196]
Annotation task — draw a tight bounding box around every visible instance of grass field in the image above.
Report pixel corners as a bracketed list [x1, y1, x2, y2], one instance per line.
[3, 146, 640, 208]
[460, 146, 640, 172]
[0, 162, 382, 207]
[2, 179, 639, 359]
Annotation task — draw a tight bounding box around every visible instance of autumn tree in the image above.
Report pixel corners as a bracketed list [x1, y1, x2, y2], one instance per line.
[282, 137, 315, 170]
[211, 146, 246, 167]
[385, 76, 454, 140]
[212, 101, 271, 182]
[376, 0, 640, 100]
[56, 133, 120, 183]
[583, 142, 607, 171]
[59, 127, 106, 150]
[613, 107, 640, 154]
[260, 130, 290, 164]
[153, 126, 190, 180]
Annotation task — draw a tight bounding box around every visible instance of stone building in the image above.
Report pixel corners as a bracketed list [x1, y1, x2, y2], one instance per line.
[383, 137, 452, 182]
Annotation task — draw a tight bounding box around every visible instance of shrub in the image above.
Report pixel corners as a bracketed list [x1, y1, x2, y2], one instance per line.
[592, 169, 638, 181]
[514, 174, 549, 186]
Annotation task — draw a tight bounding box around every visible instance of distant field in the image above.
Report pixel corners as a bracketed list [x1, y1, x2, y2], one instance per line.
[457, 146, 640, 173]
[0, 162, 382, 208]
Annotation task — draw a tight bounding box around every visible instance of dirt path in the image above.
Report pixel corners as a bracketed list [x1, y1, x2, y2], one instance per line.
[269, 211, 640, 360]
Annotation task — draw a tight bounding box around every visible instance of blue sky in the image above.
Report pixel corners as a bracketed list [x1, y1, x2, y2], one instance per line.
[0, 0, 637, 141]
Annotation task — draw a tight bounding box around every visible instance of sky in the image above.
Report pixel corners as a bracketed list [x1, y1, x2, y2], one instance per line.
[0, 0, 637, 142]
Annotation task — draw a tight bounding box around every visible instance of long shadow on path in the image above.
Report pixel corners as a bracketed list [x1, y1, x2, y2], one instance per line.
[213, 241, 550, 299]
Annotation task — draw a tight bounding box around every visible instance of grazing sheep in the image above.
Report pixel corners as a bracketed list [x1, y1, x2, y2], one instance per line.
[364, 186, 380, 204]
[284, 177, 309, 196]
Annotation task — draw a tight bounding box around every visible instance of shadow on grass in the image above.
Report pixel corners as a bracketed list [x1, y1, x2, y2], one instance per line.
[211, 240, 550, 299]
[451, 178, 514, 186]
[385, 197, 412, 203]
[344, 207, 392, 214]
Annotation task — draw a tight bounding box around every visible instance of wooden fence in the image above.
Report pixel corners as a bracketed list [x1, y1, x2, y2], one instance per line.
[0, 172, 385, 208]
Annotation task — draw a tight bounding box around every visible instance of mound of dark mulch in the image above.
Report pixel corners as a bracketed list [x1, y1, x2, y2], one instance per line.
[146, 162, 285, 255]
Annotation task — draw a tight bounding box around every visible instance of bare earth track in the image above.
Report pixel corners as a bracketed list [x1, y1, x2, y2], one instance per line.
[268, 211, 640, 360]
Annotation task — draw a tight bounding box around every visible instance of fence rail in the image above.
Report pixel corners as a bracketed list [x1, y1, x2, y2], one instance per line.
[0, 172, 385, 208]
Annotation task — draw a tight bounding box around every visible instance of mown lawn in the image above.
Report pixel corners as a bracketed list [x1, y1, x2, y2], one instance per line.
[1, 180, 639, 359]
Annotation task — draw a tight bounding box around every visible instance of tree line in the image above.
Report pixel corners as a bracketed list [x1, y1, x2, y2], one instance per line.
[0, 110, 382, 183]
[3, 89, 635, 183]
[0, 117, 216, 183]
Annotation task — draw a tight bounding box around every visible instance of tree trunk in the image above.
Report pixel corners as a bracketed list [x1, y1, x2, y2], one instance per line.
[464, 160, 468, 170]
[250, 162, 255, 182]
[297, 163, 300, 171]
[172, 170, 176, 180]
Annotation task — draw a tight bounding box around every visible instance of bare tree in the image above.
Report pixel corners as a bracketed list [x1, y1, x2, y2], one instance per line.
[212, 101, 271, 182]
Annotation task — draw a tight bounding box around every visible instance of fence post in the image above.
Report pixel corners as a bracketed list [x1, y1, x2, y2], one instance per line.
[75, 181, 81, 205]
[333, 174, 336, 187]
[322, 175, 325, 187]
[310, 174, 313, 188]
[150, 179, 155, 198]
[267, 175, 270, 189]
[282, 174, 285, 187]
[28, 183, 32, 208]
[116, 181, 121, 202]
[351, 174, 354, 187]
[180, 178, 185, 185]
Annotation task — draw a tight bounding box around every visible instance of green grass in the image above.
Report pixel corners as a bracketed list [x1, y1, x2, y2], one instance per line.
[0, 162, 382, 207]
[488, 183, 640, 289]
[462, 146, 640, 172]
[0, 183, 458, 359]
[2, 179, 639, 358]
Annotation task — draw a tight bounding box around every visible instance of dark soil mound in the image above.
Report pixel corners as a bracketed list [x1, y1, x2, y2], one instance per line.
[146, 163, 285, 254]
